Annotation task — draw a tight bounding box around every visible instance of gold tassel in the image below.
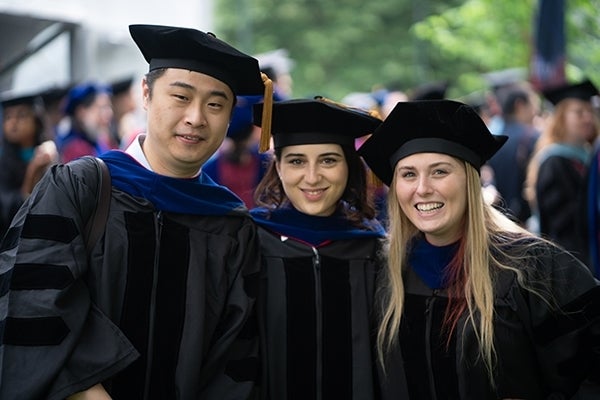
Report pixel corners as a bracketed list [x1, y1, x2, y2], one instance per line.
[368, 109, 382, 120]
[315, 95, 383, 122]
[314, 95, 335, 105]
[259, 72, 274, 153]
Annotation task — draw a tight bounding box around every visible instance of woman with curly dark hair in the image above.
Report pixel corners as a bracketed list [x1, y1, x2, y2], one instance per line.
[251, 97, 387, 400]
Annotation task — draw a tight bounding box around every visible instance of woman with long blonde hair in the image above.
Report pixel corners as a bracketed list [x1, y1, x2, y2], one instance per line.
[359, 99, 600, 399]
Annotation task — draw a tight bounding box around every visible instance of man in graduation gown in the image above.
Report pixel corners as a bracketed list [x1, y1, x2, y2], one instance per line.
[0, 24, 270, 399]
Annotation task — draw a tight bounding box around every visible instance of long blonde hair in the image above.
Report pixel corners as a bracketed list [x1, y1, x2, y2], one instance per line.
[376, 159, 533, 379]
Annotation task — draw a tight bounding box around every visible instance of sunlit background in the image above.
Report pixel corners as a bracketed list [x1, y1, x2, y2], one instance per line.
[0, 0, 214, 94]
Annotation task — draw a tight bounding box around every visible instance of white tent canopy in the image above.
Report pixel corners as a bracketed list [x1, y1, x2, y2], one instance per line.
[0, 0, 214, 94]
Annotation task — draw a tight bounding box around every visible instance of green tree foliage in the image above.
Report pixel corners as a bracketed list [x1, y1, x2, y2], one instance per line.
[411, 0, 536, 95]
[566, 0, 600, 82]
[413, 0, 600, 96]
[216, 0, 600, 101]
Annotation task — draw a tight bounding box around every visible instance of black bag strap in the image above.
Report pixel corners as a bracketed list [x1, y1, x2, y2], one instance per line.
[84, 157, 111, 253]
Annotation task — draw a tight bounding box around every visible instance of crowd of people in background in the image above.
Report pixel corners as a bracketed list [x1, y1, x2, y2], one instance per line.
[3, 58, 600, 265]
[0, 75, 145, 237]
[0, 22, 599, 399]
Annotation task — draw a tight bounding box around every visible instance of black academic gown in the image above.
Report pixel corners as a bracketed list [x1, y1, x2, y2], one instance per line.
[251, 207, 388, 400]
[0, 150, 260, 400]
[379, 236, 600, 400]
[536, 148, 590, 265]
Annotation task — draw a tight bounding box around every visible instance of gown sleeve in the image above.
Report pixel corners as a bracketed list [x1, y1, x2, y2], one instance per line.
[0, 159, 138, 400]
[517, 242, 600, 396]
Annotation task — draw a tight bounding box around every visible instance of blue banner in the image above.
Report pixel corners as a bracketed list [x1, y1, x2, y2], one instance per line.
[529, 0, 566, 90]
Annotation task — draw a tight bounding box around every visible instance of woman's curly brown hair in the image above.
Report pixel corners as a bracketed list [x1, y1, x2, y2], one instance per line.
[254, 145, 376, 228]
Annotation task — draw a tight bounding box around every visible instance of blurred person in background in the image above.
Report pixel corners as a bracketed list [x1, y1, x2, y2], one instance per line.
[407, 80, 449, 102]
[255, 48, 294, 100]
[0, 91, 58, 237]
[341, 90, 389, 223]
[487, 84, 541, 225]
[109, 75, 145, 149]
[525, 79, 600, 266]
[378, 81, 408, 119]
[203, 95, 272, 208]
[482, 68, 528, 135]
[38, 83, 71, 142]
[56, 81, 115, 162]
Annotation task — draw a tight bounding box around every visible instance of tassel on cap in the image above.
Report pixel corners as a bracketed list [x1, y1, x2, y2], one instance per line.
[315, 95, 383, 121]
[259, 72, 274, 153]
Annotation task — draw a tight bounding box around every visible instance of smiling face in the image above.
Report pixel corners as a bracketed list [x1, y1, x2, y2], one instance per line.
[394, 152, 467, 246]
[276, 143, 348, 216]
[141, 68, 235, 177]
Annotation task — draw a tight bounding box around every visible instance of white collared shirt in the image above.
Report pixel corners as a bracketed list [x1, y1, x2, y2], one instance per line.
[124, 134, 202, 177]
[125, 134, 153, 171]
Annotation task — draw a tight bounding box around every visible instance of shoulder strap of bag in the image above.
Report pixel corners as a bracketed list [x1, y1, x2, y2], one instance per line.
[84, 157, 111, 253]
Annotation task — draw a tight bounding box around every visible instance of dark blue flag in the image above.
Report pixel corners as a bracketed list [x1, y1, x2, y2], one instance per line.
[529, 0, 566, 90]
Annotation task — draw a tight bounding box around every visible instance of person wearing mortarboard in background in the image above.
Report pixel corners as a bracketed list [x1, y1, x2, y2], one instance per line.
[358, 99, 600, 399]
[0, 91, 58, 238]
[38, 83, 72, 143]
[524, 79, 600, 267]
[408, 80, 449, 102]
[250, 98, 388, 400]
[203, 95, 274, 208]
[0, 23, 273, 399]
[55, 80, 116, 162]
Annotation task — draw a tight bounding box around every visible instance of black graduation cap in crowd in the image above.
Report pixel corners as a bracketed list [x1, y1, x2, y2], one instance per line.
[483, 68, 526, 92]
[358, 100, 507, 186]
[0, 92, 40, 109]
[409, 81, 449, 101]
[253, 97, 382, 151]
[38, 85, 71, 108]
[541, 79, 599, 106]
[110, 76, 134, 97]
